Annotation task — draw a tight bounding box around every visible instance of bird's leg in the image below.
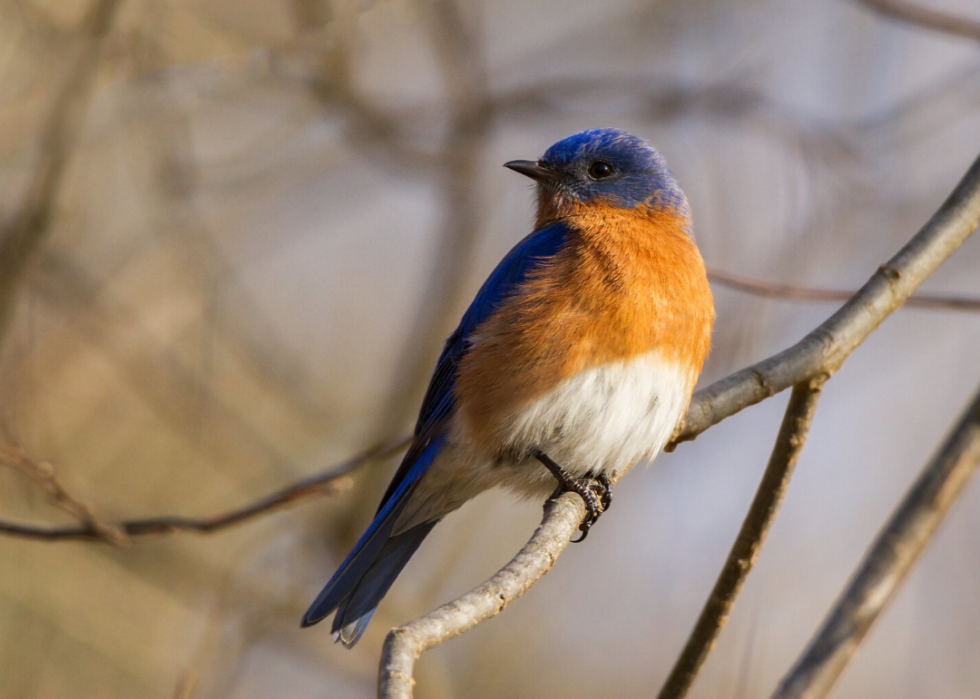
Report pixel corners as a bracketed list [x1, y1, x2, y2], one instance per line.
[533, 450, 612, 542]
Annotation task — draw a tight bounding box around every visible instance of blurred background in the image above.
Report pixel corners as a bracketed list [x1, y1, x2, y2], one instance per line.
[1, 0, 980, 697]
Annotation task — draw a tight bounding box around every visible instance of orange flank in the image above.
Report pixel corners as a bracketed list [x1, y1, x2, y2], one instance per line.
[457, 201, 715, 449]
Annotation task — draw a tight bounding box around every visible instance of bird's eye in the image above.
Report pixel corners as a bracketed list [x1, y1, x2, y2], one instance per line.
[588, 160, 614, 180]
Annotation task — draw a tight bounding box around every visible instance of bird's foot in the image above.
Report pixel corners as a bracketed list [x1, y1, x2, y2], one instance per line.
[535, 451, 613, 543]
[586, 470, 613, 513]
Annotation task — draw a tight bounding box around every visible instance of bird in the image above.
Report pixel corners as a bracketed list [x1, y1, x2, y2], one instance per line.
[302, 128, 715, 647]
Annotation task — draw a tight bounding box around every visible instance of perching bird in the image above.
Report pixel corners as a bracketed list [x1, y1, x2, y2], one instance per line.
[302, 128, 715, 646]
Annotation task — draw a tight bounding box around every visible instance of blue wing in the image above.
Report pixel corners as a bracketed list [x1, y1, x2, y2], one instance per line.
[302, 221, 572, 645]
[378, 220, 573, 509]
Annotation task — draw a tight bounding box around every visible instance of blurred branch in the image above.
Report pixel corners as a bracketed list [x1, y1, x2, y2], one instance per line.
[708, 268, 980, 312]
[0, 437, 409, 543]
[378, 492, 586, 699]
[671, 147, 980, 448]
[855, 0, 980, 43]
[0, 0, 122, 343]
[376, 0, 491, 433]
[32, 252, 302, 473]
[658, 379, 825, 699]
[337, 0, 494, 547]
[772, 379, 980, 698]
[291, 1, 436, 171]
[150, 96, 342, 431]
[0, 444, 126, 543]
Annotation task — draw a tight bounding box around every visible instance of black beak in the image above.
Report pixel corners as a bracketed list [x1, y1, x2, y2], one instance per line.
[504, 160, 561, 183]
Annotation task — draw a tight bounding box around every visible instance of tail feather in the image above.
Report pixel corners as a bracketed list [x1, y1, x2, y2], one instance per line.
[302, 434, 445, 644]
[332, 520, 439, 647]
[301, 494, 409, 628]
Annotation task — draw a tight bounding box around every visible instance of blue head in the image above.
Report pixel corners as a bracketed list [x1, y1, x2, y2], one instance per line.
[505, 129, 686, 215]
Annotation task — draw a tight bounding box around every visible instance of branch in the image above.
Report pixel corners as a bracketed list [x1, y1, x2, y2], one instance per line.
[671, 148, 980, 449]
[707, 268, 980, 313]
[0, 438, 409, 543]
[378, 492, 586, 699]
[772, 380, 980, 699]
[854, 0, 980, 43]
[0, 0, 122, 342]
[0, 445, 125, 543]
[657, 379, 825, 699]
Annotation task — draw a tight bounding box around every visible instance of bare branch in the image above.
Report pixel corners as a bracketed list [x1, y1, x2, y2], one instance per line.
[0, 0, 122, 342]
[672, 148, 980, 449]
[772, 380, 980, 699]
[378, 492, 587, 699]
[658, 379, 825, 699]
[0, 444, 125, 543]
[855, 0, 980, 43]
[708, 268, 980, 313]
[0, 438, 409, 543]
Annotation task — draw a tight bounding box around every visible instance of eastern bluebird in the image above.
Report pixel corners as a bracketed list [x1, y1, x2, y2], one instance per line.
[302, 128, 715, 646]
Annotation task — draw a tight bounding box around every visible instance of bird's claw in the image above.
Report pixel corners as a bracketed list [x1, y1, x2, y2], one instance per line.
[591, 471, 613, 512]
[535, 451, 613, 543]
[569, 472, 612, 542]
[549, 472, 612, 543]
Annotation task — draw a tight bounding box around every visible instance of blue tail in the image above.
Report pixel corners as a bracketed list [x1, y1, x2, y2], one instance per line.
[301, 434, 445, 646]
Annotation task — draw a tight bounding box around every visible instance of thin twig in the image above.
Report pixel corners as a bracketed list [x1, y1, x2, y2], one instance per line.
[772, 380, 980, 699]
[378, 492, 586, 699]
[0, 445, 125, 543]
[854, 0, 980, 43]
[657, 379, 825, 699]
[708, 268, 980, 313]
[671, 147, 980, 449]
[0, 438, 409, 543]
[0, 0, 122, 343]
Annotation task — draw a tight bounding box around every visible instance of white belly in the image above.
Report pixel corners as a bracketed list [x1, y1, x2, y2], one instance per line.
[394, 352, 694, 532]
[492, 351, 694, 489]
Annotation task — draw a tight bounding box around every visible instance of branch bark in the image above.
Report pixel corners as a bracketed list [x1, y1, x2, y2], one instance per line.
[378, 492, 586, 699]
[657, 379, 825, 699]
[771, 380, 980, 699]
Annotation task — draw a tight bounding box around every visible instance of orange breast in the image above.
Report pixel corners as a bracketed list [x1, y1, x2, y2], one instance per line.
[457, 202, 715, 449]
